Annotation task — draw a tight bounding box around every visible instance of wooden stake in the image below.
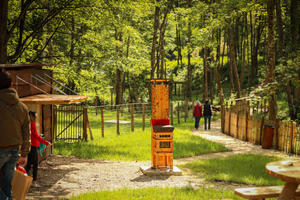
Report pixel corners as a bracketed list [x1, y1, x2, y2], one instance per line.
[177, 102, 180, 124]
[100, 107, 104, 137]
[142, 104, 145, 131]
[290, 121, 294, 154]
[131, 104, 134, 132]
[87, 117, 93, 140]
[116, 105, 120, 135]
[83, 107, 88, 141]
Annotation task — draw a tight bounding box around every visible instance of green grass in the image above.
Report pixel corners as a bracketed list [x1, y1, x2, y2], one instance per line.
[181, 154, 284, 186]
[69, 186, 243, 200]
[54, 109, 227, 161]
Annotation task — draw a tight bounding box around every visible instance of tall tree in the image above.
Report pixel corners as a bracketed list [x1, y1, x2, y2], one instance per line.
[266, 0, 277, 120]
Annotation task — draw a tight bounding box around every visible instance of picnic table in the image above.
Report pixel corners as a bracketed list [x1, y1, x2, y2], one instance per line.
[266, 159, 300, 200]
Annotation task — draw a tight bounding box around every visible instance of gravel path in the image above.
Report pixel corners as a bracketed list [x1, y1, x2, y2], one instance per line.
[26, 120, 292, 199]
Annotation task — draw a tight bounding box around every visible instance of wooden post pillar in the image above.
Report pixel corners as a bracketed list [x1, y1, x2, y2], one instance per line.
[177, 102, 180, 124]
[116, 105, 120, 135]
[142, 104, 145, 131]
[131, 104, 134, 132]
[83, 107, 88, 141]
[100, 107, 104, 137]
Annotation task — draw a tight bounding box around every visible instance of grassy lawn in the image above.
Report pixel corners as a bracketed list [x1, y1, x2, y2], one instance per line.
[181, 154, 284, 186]
[54, 108, 227, 161]
[69, 187, 243, 200]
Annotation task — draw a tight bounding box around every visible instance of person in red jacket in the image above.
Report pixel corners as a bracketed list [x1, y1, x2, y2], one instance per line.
[193, 101, 203, 130]
[25, 111, 52, 187]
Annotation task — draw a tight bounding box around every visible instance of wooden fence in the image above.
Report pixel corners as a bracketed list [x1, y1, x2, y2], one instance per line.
[223, 107, 300, 155]
[90, 101, 202, 137]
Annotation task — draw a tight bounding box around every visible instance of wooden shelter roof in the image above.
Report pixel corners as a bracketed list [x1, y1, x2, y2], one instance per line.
[20, 94, 88, 105]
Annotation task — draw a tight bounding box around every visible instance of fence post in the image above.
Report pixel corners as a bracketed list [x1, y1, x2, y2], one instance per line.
[170, 102, 173, 125]
[290, 121, 294, 154]
[116, 105, 120, 135]
[259, 116, 265, 145]
[142, 104, 145, 131]
[245, 110, 249, 141]
[275, 118, 279, 149]
[87, 114, 93, 140]
[101, 107, 104, 137]
[131, 104, 134, 132]
[184, 99, 188, 122]
[83, 107, 88, 141]
[177, 102, 180, 124]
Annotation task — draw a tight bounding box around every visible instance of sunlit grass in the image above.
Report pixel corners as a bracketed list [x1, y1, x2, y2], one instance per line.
[181, 154, 284, 186]
[68, 186, 243, 200]
[54, 109, 227, 161]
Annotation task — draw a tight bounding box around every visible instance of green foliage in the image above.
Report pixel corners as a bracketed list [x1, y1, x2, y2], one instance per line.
[69, 187, 243, 200]
[181, 154, 284, 186]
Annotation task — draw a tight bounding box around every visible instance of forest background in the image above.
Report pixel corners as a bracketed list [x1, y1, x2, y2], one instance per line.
[0, 0, 299, 122]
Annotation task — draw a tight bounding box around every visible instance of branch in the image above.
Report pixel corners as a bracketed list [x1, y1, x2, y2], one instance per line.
[7, 0, 35, 39]
[31, 19, 63, 62]
[8, 0, 75, 62]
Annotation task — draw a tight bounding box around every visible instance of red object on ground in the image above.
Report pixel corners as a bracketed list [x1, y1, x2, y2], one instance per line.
[16, 166, 27, 174]
[151, 119, 170, 126]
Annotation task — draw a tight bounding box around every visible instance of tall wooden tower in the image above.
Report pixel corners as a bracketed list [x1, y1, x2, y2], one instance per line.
[140, 80, 181, 174]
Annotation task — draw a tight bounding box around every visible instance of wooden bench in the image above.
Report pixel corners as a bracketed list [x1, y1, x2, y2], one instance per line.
[234, 186, 300, 200]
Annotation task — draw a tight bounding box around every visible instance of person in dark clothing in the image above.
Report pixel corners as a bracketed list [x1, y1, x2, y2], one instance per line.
[25, 111, 51, 188]
[193, 101, 202, 130]
[0, 71, 30, 200]
[203, 99, 212, 130]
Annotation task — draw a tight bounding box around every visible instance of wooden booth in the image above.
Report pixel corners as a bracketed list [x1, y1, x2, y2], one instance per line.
[0, 63, 88, 160]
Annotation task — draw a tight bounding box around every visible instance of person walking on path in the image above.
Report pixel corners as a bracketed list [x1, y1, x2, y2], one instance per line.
[25, 111, 52, 188]
[193, 101, 203, 130]
[203, 99, 212, 130]
[0, 71, 30, 200]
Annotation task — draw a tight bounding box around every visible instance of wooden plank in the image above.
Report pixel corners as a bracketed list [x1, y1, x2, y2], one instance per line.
[235, 186, 300, 199]
[20, 94, 88, 105]
[116, 105, 120, 135]
[83, 107, 88, 141]
[131, 104, 134, 132]
[177, 102, 180, 124]
[101, 107, 104, 137]
[142, 104, 145, 131]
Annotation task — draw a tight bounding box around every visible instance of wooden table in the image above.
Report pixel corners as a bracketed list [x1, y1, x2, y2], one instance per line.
[266, 159, 300, 200]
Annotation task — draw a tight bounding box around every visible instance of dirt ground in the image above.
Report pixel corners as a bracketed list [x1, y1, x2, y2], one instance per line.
[26, 120, 291, 200]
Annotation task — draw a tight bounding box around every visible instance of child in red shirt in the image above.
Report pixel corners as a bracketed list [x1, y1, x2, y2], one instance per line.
[25, 111, 52, 187]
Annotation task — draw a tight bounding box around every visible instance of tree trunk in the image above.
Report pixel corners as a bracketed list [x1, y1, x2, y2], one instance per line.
[150, 6, 160, 79]
[186, 0, 192, 99]
[229, 20, 241, 98]
[216, 29, 225, 132]
[159, 7, 168, 79]
[0, 0, 8, 64]
[203, 48, 209, 101]
[266, 0, 277, 121]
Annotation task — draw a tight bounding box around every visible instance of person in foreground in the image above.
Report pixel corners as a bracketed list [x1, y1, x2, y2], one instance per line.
[193, 101, 203, 130]
[25, 111, 52, 188]
[203, 99, 212, 130]
[0, 71, 30, 200]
